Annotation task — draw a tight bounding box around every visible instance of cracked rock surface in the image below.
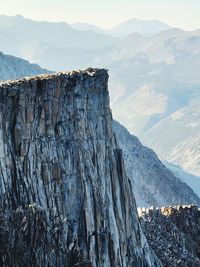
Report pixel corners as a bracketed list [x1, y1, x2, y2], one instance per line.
[0, 69, 161, 266]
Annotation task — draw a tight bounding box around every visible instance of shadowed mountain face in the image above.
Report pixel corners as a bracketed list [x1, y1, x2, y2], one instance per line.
[0, 69, 161, 267]
[113, 121, 200, 207]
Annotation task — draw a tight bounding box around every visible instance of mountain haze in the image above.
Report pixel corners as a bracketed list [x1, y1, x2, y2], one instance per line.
[110, 18, 171, 37]
[70, 22, 105, 33]
[0, 10, 200, 267]
[0, 15, 117, 68]
[70, 18, 171, 37]
[1, 15, 200, 189]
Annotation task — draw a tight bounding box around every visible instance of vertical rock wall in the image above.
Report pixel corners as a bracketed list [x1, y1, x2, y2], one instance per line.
[0, 69, 161, 266]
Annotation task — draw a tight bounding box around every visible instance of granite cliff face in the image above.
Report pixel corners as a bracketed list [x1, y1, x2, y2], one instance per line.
[0, 69, 161, 266]
[139, 205, 200, 266]
[113, 121, 200, 207]
[1, 51, 200, 209]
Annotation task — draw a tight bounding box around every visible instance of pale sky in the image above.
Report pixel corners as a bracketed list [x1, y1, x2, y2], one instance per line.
[0, 0, 200, 30]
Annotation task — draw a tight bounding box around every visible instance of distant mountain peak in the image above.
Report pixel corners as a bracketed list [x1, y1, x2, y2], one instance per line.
[110, 18, 171, 37]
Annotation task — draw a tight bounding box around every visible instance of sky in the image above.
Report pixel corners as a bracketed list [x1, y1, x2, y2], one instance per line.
[0, 0, 200, 30]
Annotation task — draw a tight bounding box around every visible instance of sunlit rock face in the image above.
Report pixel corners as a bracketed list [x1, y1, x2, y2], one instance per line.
[0, 69, 161, 267]
[139, 205, 200, 267]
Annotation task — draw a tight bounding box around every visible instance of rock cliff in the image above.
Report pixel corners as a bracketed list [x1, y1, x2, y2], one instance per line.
[139, 205, 200, 266]
[0, 69, 161, 266]
[1, 51, 200, 209]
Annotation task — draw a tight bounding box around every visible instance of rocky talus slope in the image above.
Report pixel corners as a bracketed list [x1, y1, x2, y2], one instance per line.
[0, 69, 161, 266]
[139, 205, 200, 267]
[113, 121, 200, 207]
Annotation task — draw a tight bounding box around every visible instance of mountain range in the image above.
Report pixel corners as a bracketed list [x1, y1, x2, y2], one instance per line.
[1, 14, 200, 267]
[71, 18, 171, 37]
[0, 14, 200, 179]
[1, 59, 199, 266]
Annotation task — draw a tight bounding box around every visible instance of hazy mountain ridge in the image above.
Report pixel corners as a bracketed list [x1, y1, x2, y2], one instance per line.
[0, 15, 117, 49]
[111, 18, 171, 36]
[0, 51, 49, 80]
[0, 14, 117, 69]
[71, 18, 171, 37]
[70, 22, 105, 33]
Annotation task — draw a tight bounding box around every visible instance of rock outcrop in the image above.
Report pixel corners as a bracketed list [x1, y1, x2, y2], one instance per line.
[139, 205, 200, 266]
[0, 69, 161, 266]
[1, 51, 200, 208]
[113, 121, 200, 207]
